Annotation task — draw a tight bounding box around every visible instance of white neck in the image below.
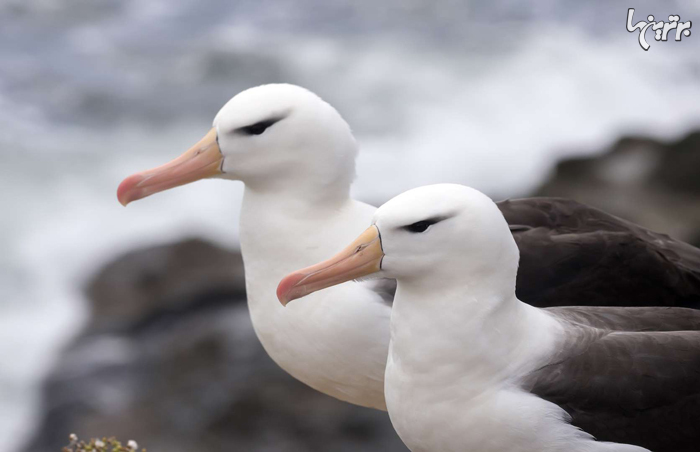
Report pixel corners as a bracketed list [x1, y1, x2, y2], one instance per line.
[238, 185, 360, 288]
[238, 184, 391, 410]
[241, 172, 352, 209]
[389, 280, 559, 395]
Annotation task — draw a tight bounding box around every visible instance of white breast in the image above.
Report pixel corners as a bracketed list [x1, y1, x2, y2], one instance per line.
[385, 368, 648, 452]
[239, 189, 392, 409]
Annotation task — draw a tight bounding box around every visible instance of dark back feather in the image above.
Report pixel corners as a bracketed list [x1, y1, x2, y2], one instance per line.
[523, 307, 700, 452]
[498, 198, 700, 309]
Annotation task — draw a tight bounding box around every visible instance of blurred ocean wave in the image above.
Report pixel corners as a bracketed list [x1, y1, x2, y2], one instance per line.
[1, 1, 700, 450]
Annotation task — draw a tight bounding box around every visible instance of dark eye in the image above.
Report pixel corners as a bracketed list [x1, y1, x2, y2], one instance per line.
[403, 220, 434, 233]
[401, 216, 449, 234]
[237, 118, 279, 136]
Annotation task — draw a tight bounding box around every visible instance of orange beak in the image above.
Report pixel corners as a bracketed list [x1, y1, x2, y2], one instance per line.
[117, 128, 223, 206]
[277, 225, 384, 306]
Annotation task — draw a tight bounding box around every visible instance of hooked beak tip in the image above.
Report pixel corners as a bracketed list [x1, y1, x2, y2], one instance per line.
[117, 174, 144, 206]
[276, 272, 306, 306]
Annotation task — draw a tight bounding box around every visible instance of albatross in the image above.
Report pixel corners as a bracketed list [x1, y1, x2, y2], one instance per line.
[117, 84, 700, 410]
[278, 183, 700, 452]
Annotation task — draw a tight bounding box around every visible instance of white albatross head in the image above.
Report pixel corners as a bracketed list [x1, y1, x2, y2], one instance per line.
[117, 84, 357, 205]
[277, 184, 520, 305]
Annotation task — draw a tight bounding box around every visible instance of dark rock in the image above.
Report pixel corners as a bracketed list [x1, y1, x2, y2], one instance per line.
[690, 230, 700, 249]
[24, 238, 406, 452]
[535, 131, 700, 243]
[653, 132, 700, 194]
[85, 238, 246, 332]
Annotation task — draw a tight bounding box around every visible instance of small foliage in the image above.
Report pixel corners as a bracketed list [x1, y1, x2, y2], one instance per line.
[62, 434, 146, 452]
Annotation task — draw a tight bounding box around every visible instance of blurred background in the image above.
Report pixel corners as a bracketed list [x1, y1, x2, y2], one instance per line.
[1, 0, 700, 450]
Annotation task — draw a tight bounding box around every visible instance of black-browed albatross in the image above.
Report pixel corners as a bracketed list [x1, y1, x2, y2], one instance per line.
[278, 183, 700, 452]
[117, 84, 700, 411]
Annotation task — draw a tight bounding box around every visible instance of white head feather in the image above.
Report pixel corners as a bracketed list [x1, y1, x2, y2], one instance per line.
[213, 84, 357, 199]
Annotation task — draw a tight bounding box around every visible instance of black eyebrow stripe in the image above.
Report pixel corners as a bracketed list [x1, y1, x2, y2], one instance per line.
[399, 214, 456, 233]
[408, 215, 450, 226]
[234, 116, 286, 134]
[426, 215, 450, 224]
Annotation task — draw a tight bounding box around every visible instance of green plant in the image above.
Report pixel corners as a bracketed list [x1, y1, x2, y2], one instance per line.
[62, 434, 146, 452]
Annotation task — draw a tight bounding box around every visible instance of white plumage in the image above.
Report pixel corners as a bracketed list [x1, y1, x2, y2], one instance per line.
[218, 85, 392, 409]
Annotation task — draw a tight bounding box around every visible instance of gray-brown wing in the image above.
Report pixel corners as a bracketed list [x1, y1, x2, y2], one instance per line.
[546, 306, 700, 332]
[524, 326, 700, 452]
[498, 197, 700, 309]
